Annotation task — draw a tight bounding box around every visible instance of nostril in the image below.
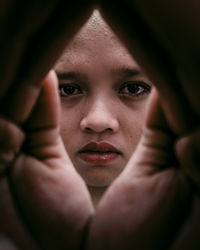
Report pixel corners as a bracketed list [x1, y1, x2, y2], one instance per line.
[85, 127, 92, 132]
[80, 108, 119, 133]
[83, 126, 114, 134]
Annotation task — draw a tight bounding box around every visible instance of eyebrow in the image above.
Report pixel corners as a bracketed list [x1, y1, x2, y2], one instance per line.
[55, 71, 88, 82]
[56, 67, 142, 79]
[55, 67, 148, 88]
[110, 67, 143, 78]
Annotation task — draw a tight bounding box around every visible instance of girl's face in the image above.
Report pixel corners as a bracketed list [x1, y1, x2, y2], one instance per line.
[54, 14, 152, 188]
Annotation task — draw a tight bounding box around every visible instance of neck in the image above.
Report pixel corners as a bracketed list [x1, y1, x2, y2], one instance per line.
[87, 186, 108, 209]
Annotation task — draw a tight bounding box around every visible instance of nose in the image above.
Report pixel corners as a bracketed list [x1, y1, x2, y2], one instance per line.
[80, 98, 119, 134]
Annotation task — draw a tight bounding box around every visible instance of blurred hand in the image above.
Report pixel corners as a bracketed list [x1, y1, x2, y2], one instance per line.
[0, 71, 93, 250]
[0, 2, 94, 249]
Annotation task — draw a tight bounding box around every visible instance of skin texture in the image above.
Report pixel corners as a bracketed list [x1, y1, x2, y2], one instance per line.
[54, 10, 152, 206]
[0, 1, 200, 249]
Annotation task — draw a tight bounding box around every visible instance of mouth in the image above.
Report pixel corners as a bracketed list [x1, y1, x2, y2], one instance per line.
[78, 142, 121, 165]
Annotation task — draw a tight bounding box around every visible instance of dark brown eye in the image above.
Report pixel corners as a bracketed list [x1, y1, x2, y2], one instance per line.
[119, 82, 151, 96]
[59, 85, 82, 96]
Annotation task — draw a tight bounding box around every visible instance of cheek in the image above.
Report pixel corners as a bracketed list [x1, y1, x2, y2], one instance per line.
[60, 106, 80, 151]
[122, 107, 147, 154]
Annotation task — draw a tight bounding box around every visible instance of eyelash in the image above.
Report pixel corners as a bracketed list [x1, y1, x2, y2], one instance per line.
[118, 81, 151, 97]
[59, 84, 82, 97]
[58, 81, 151, 98]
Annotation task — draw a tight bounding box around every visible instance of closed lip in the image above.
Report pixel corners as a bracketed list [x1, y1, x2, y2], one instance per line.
[78, 142, 121, 164]
[78, 142, 121, 154]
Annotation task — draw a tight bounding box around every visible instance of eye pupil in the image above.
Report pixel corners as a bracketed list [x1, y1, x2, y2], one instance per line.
[127, 84, 140, 93]
[59, 84, 82, 97]
[63, 86, 75, 95]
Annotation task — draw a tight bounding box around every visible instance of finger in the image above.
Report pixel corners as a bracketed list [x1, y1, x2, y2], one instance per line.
[175, 128, 200, 190]
[133, 88, 177, 170]
[86, 89, 190, 250]
[98, 1, 199, 134]
[1, 0, 93, 124]
[25, 70, 60, 130]
[0, 0, 59, 99]
[146, 88, 172, 132]
[22, 70, 62, 160]
[130, 0, 200, 117]
[9, 72, 94, 249]
[0, 118, 24, 174]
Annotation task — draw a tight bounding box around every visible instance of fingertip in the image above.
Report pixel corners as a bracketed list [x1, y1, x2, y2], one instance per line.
[145, 87, 170, 132]
[175, 129, 200, 188]
[44, 70, 58, 88]
[25, 69, 60, 130]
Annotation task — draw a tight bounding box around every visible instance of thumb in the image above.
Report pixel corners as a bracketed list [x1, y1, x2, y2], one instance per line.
[24, 70, 60, 130]
[22, 70, 63, 160]
[176, 129, 200, 190]
[131, 88, 176, 173]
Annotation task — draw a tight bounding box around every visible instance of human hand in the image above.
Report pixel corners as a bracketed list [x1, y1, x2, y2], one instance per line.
[0, 2, 94, 249]
[0, 71, 93, 250]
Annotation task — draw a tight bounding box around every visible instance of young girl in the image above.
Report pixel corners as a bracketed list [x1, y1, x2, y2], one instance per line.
[54, 9, 152, 207]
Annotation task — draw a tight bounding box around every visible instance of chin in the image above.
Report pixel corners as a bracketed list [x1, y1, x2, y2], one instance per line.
[87, 181, 111, 188]
[84, 176, 113, 188]
[81, 170, 119, 188]
[74, 162, 123, 188]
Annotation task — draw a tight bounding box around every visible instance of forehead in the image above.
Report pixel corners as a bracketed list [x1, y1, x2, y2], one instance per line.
[54, 9, 140, 71]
